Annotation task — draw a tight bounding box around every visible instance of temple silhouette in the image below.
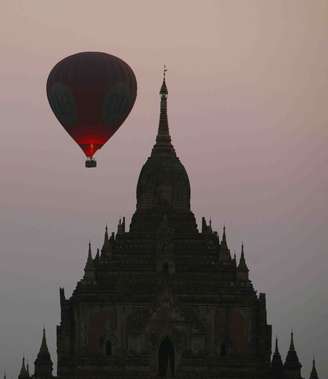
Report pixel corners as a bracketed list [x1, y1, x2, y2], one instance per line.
[15, 73, 320, 379]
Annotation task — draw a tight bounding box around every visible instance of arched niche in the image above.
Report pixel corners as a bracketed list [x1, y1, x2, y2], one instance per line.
[229, 308, 248, 353]
[105, 339, 112, 356]
[158, 336, 175, 377]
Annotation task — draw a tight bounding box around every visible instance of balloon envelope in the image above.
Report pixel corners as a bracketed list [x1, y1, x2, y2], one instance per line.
[47, 52, 137, 158]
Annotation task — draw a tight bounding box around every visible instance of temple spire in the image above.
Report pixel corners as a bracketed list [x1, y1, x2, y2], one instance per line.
[238, 243, 249, 272]
[104, 225, 109, 243]
[95, 248, 100, 261]
[19, 357, 25, 375]
[219, 225, 231, 262]
[220, 226, 229, 251]
[83, 242, 95, 282]
[290, 330, 295, 351]
[18, 357, 28, 379]
[310, 357, 319, 379]
[84, 242, 94, 270]
[271, 337, 284, 378]
[39, 327, 50, 355]
[101, 225, 111, 257]
[160, 64, 168, 95]
[284, 330, 302, 372]
[152, 66, 175, 156]
[237, 243, 249, 280]
[222, 226, 227, 245]
[34, 328, 53, 378]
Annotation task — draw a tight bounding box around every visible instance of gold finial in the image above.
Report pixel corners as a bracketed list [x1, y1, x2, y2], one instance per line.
[163, 64, 167, 80]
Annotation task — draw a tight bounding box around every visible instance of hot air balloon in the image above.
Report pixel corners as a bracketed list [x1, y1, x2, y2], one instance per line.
[46, 52, 137, 167]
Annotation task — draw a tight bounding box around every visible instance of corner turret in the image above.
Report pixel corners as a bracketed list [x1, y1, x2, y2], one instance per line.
[284, 331, 302, 379]
[101, 225, 113, 258]
[18, 357, 29, 379]
[201, 217, 214, 234]
[272, 337, 284, 379]
[83, 242, 95, 282]
[117, 217, 126, 235]
[237, 243, 249, 280]
[34, 328, 53, 378]
[219, 226, 231, 262]
[309, 358, 319, 379]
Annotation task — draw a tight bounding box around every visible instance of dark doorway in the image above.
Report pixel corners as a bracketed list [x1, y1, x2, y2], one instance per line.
[158, 336, 175, 377]
[105, 339, 112, 356]
[163, 262, 169, 273]
[221, 336, 231, 356]
[220, 341, 227, 356]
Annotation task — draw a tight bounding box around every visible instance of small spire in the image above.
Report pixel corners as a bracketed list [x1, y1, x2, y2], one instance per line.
[152, 66, 175, 156]
[101, 225, 110, 256]
[88, 242, 92, 260]
[117, 218, 125, 235]
[201, 217, 207, 233]
[20, 357, 25, 372]
[59, 287, 65, 304]
[271, 337, 284, 373]
[84, 242, 94, 272]
[238, 243, 249, 272]
[34, 328, 53, 377]
[310, 357, 319, 379]
[220, 225, 229, 250]
[222, 226, 227, 244]
[284, 330, 302, 370]
[18, 357, 28, 378]
[290, 330, 295, 351]
[39, 327, 50, 355]
[219, 225, 231, 261]
[95, 248, 100, 260]
[160, 64, 168, 95]
[105, 225, 109, 242]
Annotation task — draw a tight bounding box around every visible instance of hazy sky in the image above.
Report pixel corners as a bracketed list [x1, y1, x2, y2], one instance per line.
[1, 1, 327, 377]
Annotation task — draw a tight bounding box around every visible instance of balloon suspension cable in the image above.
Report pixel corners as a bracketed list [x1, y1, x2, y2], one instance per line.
[85, 157, 97, 168]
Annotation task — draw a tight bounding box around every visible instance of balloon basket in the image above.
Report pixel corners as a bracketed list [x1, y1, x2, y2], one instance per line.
[85, 158, 97, 168]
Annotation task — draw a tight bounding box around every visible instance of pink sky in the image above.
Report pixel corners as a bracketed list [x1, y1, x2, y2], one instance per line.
[0, 1, 327, 377]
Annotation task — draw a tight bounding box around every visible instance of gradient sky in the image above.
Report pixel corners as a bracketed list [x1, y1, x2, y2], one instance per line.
[1, 1, 327, 378]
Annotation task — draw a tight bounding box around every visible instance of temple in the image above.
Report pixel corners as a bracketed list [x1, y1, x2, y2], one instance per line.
[13, 72, 319, 378]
